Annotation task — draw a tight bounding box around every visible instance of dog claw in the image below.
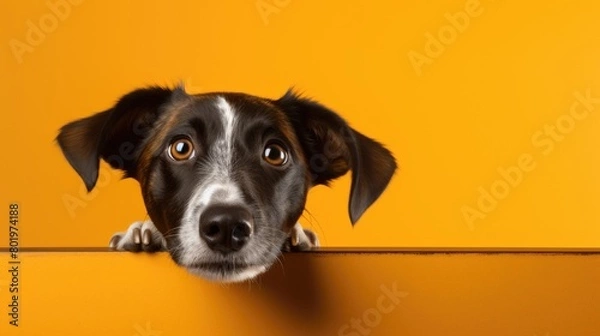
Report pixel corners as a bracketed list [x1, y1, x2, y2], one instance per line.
[291, 233, 299, 246]
[132, 227, 142, 245]
[142, 229, 152, 246]
[109, 220, 166, 253]
[108, 235, 121, 249]
[283, 223, 320, 252]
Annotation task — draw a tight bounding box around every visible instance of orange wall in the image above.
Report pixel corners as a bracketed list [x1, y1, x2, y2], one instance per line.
[1, 251, 599, 335]
[2, 0, 600, 248]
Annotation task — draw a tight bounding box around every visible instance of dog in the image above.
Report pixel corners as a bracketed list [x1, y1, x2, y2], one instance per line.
[56, 85, 397, 282]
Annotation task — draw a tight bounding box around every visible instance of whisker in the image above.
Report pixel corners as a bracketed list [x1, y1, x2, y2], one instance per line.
[304, 207, 326, 244]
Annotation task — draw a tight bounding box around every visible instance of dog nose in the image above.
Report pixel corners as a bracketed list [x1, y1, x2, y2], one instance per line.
[199, 205, 253, 254]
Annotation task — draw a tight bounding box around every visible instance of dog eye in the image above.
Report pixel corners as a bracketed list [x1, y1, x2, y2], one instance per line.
[168, 138, 195, 161]
[263, 142, 288, 166]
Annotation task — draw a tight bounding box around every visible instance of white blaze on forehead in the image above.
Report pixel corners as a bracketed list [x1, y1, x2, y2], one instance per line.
[214, 96, 236, 171]
[196, 96, 242, 204]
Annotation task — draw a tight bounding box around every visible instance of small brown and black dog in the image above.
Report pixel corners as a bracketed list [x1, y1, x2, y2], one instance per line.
[57, 85, 396, 282]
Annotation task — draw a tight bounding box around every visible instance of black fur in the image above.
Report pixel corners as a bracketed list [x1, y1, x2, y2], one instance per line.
[275, 90, 397, 224]
[56, 87, 173, 191]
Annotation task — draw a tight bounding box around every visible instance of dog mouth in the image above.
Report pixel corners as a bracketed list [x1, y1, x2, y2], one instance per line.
[185, 262, 268, 283]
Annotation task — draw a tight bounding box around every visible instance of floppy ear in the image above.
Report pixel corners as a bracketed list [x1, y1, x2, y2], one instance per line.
[275, 90, 397, 225]
[56, 86, 176, 191]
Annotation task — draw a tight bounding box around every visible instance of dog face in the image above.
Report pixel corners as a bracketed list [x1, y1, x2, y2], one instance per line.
[57, 86, 396, 281]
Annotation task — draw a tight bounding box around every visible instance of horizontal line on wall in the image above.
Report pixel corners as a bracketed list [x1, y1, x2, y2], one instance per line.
[1, 247, 600, 254]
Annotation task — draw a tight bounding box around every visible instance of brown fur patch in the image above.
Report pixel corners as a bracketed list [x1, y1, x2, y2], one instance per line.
[135, 98, 192, 185]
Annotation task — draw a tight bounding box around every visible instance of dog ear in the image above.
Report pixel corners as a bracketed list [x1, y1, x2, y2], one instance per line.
[56, 86, 178, 191]
[275, 90, 397, 225]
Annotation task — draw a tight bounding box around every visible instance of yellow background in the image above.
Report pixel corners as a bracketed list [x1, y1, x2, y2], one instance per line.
[1, 252, 599, 335]
[1, 3, 600, 335]
[2, 0, 600, 248]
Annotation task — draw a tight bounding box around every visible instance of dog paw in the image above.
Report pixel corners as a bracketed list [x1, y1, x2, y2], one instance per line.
[283, 223, 320, 252]
[109, 220, 166, 252]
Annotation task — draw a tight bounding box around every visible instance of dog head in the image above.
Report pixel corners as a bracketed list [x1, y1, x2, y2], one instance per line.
[57, 86, 397, 282]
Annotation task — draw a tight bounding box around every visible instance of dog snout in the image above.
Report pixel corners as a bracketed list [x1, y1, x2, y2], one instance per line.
[199, 204, 253, 254]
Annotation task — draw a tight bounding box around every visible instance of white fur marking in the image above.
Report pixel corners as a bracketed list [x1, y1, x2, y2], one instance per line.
[187, 265, 267, 283]
[215, 96, 236, 172]
[177, 98, 244, 267]
[179, 181, 244, 266]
